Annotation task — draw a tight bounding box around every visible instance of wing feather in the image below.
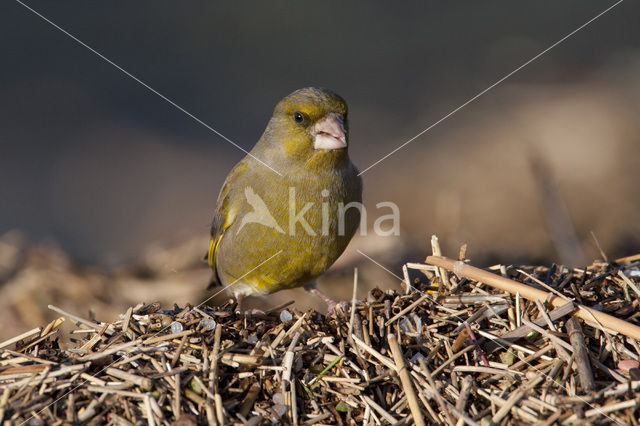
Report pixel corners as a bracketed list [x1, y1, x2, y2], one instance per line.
[205, 161, 248, 289]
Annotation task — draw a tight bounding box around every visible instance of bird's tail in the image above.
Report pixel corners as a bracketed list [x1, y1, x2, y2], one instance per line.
[203, 248, 222, 290]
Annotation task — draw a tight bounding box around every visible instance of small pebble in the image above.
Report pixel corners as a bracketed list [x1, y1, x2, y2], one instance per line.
[170, 321, 183, 334]
[272, 392, 284, 405]
[200, 318, 217, 332]
[272, 404, 287, 419]
[246, 335, 259, 344]
[280, 310, 293, 322]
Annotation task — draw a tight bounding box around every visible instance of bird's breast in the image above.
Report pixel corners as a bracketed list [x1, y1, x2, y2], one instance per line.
[217, 161, 361, 293]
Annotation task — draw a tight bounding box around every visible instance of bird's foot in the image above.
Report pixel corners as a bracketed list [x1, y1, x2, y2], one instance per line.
[234, 294, 244, 314]
[327, 300, 354, 317]
[233, 295, 266, 316]
[308, 287, 352, 317]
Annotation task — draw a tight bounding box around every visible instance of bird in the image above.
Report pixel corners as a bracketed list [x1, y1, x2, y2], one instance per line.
[205, 87, 362, 312]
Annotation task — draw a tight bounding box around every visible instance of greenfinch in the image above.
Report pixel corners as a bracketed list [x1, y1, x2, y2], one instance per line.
[205, 87, 362, 310]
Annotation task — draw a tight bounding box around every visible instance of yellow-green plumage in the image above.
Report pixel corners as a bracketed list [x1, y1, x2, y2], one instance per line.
[206, 87, 362, 298]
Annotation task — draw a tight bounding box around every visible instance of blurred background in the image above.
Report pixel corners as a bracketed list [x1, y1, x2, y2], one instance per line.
[1, 1, 640, 338]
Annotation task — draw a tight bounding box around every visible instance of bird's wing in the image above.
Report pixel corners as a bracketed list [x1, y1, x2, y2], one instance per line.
[204, 161, 248, 289]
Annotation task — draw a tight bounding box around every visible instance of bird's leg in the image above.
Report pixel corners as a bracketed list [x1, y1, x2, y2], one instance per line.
[305, 282, 349, 315]
[234, 294, 265, 316]
[235, 294, 244, 313]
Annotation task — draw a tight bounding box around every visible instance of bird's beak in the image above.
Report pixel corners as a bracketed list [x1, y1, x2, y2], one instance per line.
[313, 113, 347, 150]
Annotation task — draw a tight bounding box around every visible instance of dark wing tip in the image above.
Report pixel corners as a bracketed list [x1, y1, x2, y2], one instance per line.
[206, 273, 221, 290]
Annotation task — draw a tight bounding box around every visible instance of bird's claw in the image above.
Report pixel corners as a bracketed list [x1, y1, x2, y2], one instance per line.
[327, 301, 354, 317]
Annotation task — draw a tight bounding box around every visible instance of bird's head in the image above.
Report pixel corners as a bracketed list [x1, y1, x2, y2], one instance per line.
[260, 87, 350, 168]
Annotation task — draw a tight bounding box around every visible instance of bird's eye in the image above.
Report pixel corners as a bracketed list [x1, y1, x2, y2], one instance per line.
[293, 111, 305, 123]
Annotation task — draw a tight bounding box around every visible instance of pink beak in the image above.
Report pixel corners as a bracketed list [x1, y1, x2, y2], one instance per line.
[313, 113, 347, 150]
